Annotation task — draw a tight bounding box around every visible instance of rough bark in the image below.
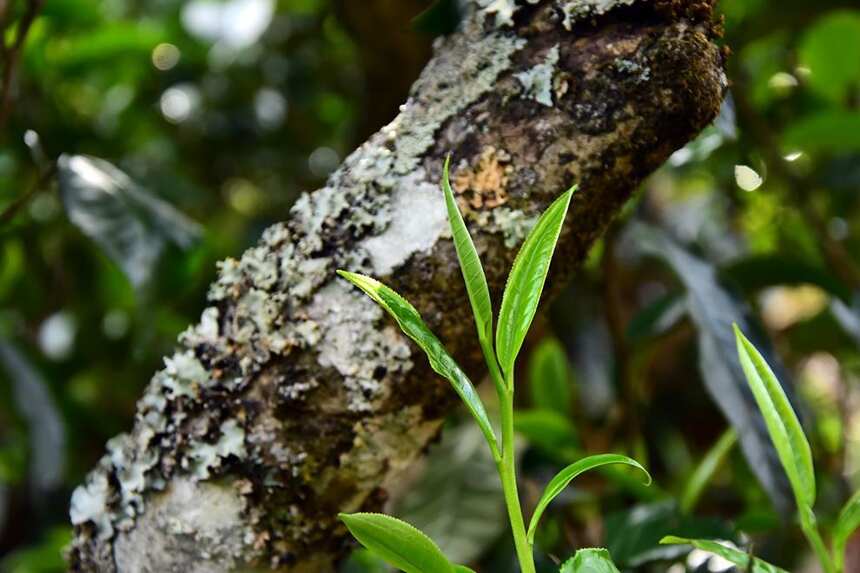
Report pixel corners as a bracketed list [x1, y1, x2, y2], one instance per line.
[69, 1, 725, 570]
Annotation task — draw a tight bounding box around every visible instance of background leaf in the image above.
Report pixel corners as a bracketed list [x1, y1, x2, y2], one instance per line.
[0, 342, 65, 495]
[396, 424, 506, 565]
[527, 337, 572, 416]
[57, 155, 201, 289]
[798, 11, 860, 102]
[630, 222, 798, 514]
[604, 501, 735, 568]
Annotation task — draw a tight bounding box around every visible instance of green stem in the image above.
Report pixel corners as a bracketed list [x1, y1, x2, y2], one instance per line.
[800, 506, 836, 573]
[499, 380, 536, 573]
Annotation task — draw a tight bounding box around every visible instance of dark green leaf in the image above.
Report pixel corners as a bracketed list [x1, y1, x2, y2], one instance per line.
[659, 536, 788, 573]
[559, 548, 620, 573]
[497, 188, 574, 378]
[605, 501, 735, 567]
[632, 222, 796, 514]
[735, 325, 815, 508]
[337, 271, 499, 459]
[442, 157, 494, 351]
[527, 453, 650, 543]
[340, 513, 453, 573]
[625, 290, 686, 344]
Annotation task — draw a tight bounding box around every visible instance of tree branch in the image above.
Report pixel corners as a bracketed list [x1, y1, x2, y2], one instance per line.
[69, 1, 725, 570]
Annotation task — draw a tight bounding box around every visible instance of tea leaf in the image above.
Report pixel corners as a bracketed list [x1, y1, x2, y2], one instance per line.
[527, 453, 650, 544]
[834, 490, 860, 572]
[496, 188, 574, 378]
[340, 513, 453, 573]
[559, 548, 621, 573]
[442, 157, 493, 351]
[337, 271, 499, 459]
[659, 536, 788, 573]
[734, 325, 815, 508]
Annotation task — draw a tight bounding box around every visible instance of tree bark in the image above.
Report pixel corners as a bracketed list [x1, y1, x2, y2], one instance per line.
[69, 1, 725, 570]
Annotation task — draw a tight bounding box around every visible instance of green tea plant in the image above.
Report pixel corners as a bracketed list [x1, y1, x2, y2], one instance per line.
[661, 326, 860, 573]
[336, 159, 650, 573]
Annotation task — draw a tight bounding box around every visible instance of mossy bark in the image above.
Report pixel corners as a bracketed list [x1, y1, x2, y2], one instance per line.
[69, 1, 725, 570]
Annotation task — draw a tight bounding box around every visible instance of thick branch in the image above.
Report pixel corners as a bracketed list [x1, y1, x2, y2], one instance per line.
[69, 1, 724, 571]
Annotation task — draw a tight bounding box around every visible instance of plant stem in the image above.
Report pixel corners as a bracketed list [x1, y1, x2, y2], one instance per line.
[499, 380, 536, 573]
[800, 506, 836, 573]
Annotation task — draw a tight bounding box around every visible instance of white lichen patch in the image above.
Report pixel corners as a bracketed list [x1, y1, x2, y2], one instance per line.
[208, 258, 242, 301]
[187, 420, 247, 480]
[477, 0, 540, 28]
[161, 350, 210, 399]
[113, 477, 251, 573]
[70, 471, 114, 540]
[360, 169, 448, 275]
[560, 0, 638, 29]
[308, 282, 412, 411]
[516, 45, 560, 107]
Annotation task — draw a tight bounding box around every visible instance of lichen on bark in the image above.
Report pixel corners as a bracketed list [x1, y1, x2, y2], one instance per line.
[69, 0, 725, 570]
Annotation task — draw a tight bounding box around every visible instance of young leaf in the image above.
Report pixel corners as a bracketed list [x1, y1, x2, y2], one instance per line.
[734, 325, 815, 508]
[337, 271, 499, 459]
[834, 490, 860, 572]
[559, 548, 621, 573]
[340, 513, 454, 573]
[659, 536, 788, 573]
[680, 428, 738, 514]
[442, 156, 493, 350]
[528, 336, 572, 415]
[527, 453, 650, 544]
[496, 188, 574, 378]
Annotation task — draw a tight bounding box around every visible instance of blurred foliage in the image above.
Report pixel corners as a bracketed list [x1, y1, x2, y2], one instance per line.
[1, 0, 860, 571]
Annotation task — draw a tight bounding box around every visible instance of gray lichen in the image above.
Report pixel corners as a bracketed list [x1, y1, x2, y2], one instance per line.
[308, 282, 413, 411]
[515, 45, 560, 107]
[560, 0, 638, 29]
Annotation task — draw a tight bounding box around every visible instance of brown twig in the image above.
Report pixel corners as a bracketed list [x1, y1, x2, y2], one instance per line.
[0, 0, 43, 131]
[0, 161, 55, 227]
